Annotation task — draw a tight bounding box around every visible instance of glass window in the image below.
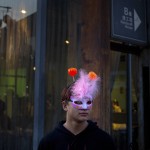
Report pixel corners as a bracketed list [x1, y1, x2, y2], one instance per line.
[0, 0, 37, 149]
[111, 52, 138, 150]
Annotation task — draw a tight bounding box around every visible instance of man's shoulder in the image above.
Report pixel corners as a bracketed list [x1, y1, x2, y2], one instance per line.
[88, 121, 113, 140]
[95, 127, 113, 140]
[87, 121, 116, 149]
[39, 122, 64, 143]
[44, 123, 63, 139]
[38, 128, 57, 150]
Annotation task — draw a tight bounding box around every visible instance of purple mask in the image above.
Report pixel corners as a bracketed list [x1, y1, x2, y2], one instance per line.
[70, 96, 93, 110]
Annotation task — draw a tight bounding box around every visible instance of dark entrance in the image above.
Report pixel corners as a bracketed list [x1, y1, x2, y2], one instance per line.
[143, 66, 150, 150]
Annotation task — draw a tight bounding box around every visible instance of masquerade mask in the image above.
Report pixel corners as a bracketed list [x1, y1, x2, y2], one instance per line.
[70, 96, 93, 110]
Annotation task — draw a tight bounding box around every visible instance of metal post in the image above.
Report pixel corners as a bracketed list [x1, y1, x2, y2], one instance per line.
[33, 0, 47, 149]
[126, 53, 132, 150]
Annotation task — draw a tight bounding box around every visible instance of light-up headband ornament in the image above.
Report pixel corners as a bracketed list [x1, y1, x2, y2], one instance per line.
[68, 68, 100, 101]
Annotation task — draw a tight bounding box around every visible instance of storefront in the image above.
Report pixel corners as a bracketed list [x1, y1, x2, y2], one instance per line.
[0, 0, 149, 150]
[0, 0, 37, 150]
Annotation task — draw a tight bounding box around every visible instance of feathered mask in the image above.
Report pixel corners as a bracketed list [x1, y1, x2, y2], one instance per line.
[68, 68, 100, 100]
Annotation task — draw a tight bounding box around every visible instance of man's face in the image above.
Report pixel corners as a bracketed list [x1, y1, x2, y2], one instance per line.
[63, 96, 93, 122]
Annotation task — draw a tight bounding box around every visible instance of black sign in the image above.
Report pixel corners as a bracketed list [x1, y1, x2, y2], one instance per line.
[111, 0, 147, 45]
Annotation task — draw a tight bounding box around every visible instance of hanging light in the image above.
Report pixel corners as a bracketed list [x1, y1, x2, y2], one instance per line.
[21, 9, 27, 14]
[65, 40, 70, 44]
[3, 14, 13, 24]
[0, 6, 12, 27]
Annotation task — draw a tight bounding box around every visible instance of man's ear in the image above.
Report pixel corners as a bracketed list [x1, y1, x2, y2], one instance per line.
[62, 101, 68, 111]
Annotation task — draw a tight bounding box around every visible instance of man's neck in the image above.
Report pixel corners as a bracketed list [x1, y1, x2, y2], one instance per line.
[64, 120, 88, 135]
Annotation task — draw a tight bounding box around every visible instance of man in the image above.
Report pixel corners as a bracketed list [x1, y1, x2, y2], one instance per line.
[38, 69, 116, 150]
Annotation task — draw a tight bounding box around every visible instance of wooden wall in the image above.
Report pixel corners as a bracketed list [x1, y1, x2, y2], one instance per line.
[80, 0, 112, 132]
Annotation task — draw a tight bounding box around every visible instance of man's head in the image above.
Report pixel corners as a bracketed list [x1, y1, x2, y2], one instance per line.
[61, 69, 100, 110]
[61, 84, 93, 110]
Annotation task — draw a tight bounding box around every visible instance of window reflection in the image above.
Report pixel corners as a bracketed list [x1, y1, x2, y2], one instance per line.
[0, 0, 36, 150]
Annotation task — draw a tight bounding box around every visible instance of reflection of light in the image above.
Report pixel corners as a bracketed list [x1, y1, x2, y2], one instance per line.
[65, 40, 70, 44]
[21, 10, 27, 14]
[33, 67, 36, 70]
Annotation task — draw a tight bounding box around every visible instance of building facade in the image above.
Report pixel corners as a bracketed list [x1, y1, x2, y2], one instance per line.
[0, 0, 149, 150]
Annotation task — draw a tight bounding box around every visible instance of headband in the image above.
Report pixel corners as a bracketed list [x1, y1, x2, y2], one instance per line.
[68, 68, 100, 100]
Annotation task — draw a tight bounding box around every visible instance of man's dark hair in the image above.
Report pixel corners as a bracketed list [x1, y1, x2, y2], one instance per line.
[61, 83, 74, 102]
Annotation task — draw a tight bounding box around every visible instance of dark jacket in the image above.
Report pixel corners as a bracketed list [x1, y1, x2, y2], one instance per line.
[38, 120, 116, 150]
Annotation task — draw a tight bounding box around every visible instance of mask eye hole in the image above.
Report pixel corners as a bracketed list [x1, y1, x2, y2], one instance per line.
[87, 101, 92, 105]
[74, 101, 82, 105]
